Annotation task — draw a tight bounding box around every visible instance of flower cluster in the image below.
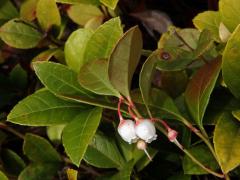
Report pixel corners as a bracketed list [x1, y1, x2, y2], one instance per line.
[116, 96, 178, 160]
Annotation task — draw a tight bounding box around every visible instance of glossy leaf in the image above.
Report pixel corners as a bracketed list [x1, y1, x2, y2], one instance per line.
[33, 61, 91, 97]
[193, 29, 214, 59]
[219, 0, 240, 32]
[108, 26, 142, 97]
[47, 125, 65, 143]
[67, 4, 103, 26]
[20, 0, 38, 21]
[0, 171, 8, 180]
[213, 113, 240, 173]
[23, 133, 61, 163]
[100, 0, 118, 9]
[1, 149, 26, 175]
[183, 144, 219, 175]
[7, 89, 87, 126]
[79, 59, 120, 97]
[18, 163, 61, 180]
[155, 48, 194, 71]
[139, 50, 158, 116]
[62, 108, 102, 166]
[65, 28, 93, 72]
[109, 160, 134, 180]
[84, 132, 125, 169]
[222, 24, 240, 98]
[158, 28, 200, 50]
[0, 19, 42, 49]
[56, 0, 100, 5]
[185, 58, 221, 127]
[84, 17, 123, 63]
[193, 11, 221, 41]
[36, 0, 61, 31]
[0, 0, 18, 21]
[32, 48, 60, 62]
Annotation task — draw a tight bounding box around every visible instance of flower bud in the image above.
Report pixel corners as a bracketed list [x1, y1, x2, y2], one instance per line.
[118, 120, 138, 144]
[135, 119, 157, 143]
[168, 129, 178, 142]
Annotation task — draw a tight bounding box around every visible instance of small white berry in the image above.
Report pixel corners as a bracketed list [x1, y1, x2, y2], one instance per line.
[118, 120, 139, 144]
[135, 119, 157, 143]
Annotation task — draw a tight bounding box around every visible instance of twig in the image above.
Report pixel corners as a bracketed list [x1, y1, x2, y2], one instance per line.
[155, 124, 224, 179]
[0, 123, 25, 139]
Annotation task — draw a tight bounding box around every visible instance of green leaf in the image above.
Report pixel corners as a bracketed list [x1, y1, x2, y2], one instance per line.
[155, 48, 194, 71]
[47, 125, 65, 143]
[84, 17, 123, 63]
[100, 0, 118, 9]
[18, 163, 61, 180]
[1, 149, 26, 175]
[232, 110, 240, 122]
[185, 58, 221, 128]
[67, 4, 103, 26]
[32, 48, 60, 62]
[193, 11, 221, 41]
[65, 28, 93, 72]
[139, 50, 158, 116]
[149, 88, 183, 120]
[23, 133, 61, 163]
[84, 132, 125, 169]
[36, 0, 61, 31]
[183, 144, 219, 175]
[7, 89, 87, 126]
[33, 61, 91, 97]
[158, 28, 200, 50]
[219, 0, 240, 32]
[213, 113, 240, 173]
[0, 19, 42, 49]
[20, 0, 38, 21]
[10, 64, 27, 89]
[193, 29, 215, 59]
[222, 24, 240, 98]
[0, 0, 19, 21]
[56, 0, 100, 5]
[109, 160, 134, 180]
[62, 108, 102, 166]
[108, 26, 142, 97]
[0, 171, 8, 180]
[79, 59, 120, 97]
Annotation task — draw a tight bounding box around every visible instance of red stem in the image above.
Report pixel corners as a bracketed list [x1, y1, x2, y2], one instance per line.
[118, 97, 124, 122]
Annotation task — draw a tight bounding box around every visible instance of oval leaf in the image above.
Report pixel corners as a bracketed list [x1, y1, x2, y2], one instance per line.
[0, 19, 42, 49]
[36, 0, 61, 31]
[67, 4, 103, 26]
[185, 58, 221, 127]
[33, 61, 91, 97]
[79, 59, 120, 97]
[84, 132, 125, 169]
[23, 133, 61, 163]
[222, 24, 240, 98]
[219, 0, 240, 32]
[108, 26, 143, 97]
[193, 11, 221, 41]
[62, 108, 102, 166]
[7, 89, 87, 126]
[65, 28, 93, 72]
[139, 51, 158, 116]
[84, 17, 123, 63]
[213, 113, 240, 173]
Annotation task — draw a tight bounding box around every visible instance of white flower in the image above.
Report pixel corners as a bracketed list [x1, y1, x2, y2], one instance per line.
[118, 120, 138, 144]
[135, 119, 157, 143]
